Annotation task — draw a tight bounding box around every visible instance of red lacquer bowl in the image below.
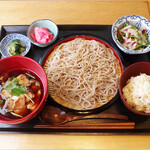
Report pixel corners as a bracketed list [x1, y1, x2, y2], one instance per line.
[0, 56, 48, 124]
[119, 62, 150, 116]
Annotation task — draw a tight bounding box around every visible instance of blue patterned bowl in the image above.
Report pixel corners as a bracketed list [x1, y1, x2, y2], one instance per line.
[111, 15, 150, 54]
[0, 33, 31, 57]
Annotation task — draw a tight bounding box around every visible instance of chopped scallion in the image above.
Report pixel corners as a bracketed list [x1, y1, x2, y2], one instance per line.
[25, 73, 35, 79]
[10, 112, 23, 118]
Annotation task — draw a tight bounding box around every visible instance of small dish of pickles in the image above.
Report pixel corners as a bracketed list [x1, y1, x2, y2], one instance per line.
[112, 15, 150, 54]
[0, 33, 31, 57]
[117, 23, 149, 51]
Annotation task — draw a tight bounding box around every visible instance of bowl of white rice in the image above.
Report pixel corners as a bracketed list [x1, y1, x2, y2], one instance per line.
[119, 62, 150, 116]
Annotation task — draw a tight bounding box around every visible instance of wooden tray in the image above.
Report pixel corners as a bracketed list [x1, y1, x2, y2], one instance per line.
[0, 25, 150, 133]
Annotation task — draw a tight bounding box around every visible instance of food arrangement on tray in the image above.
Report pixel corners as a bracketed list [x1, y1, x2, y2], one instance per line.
[0, 15, 150, 132]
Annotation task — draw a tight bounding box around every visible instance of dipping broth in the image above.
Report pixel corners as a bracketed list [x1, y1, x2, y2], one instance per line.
[0, 69, 43, 119]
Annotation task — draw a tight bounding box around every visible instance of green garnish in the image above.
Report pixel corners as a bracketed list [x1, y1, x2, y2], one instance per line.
[130, 26, 137, 30]
[4, 78, 27, 96]
[0, 100, 4, 105]
[10, 112, 23, 118]
[128, 35, 136, 40]
[25, 73, 35, 79]
[24, 94, 34, 104]
[8, 39, 26, 56]
[117, 30, 124, 44]
[4, 78, 19, 92]
[133, 43, 149, 50]
[117, 22, 149, 50]
[121, 31, 126, 37]
[124, 22, 128, 27]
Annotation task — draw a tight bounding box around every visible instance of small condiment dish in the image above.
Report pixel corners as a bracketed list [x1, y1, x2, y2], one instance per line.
[0, 33, 31, 57]
[111, 15, 150, 54]
[27, 19, 58, 47]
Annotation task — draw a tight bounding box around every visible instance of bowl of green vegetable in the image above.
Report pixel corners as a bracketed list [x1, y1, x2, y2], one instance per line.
[0, 33, 31, 57]
[111, 15, 150, 54]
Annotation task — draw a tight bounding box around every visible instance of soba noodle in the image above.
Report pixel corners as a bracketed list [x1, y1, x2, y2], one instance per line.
[44, 38, 122, 110]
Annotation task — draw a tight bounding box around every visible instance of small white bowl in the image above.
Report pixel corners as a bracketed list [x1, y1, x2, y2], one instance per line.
[0, 33, 31, 58]
[27, 19, 58, 48]
[111, 15, 150, 54]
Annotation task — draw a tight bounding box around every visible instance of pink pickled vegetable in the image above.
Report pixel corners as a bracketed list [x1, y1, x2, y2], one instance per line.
[127, 42, 131, 45]
[142, 29, 146, 34]
[128, 32, 131, 36]
[132, 41, 137, 45]
[30, 27, 54, 44]
[30, 33, 36, 42]
[40, 27, 50, 32]
[117, 30, 123, 38]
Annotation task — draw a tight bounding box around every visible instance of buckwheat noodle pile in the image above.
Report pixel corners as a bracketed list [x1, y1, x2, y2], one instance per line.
[44, 38, 122, 110]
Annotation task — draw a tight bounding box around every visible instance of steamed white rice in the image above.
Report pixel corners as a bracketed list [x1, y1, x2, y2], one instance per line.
[122, 73, 150, 113]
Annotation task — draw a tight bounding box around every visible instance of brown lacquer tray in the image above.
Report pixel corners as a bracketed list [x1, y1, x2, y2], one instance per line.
[0, 25, 150, 134]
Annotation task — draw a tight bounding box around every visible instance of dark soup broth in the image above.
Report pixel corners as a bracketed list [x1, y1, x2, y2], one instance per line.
[0, 69, 43, 119]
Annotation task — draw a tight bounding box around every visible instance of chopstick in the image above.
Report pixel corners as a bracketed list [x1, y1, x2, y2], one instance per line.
[34, 122, 135, 129]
